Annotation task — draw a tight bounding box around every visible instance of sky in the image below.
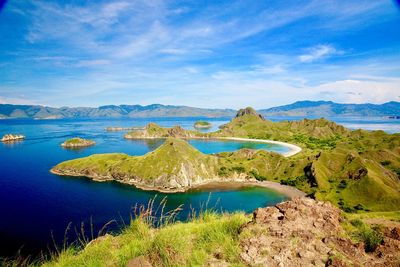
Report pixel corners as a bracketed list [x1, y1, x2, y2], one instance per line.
[0, 0, 399, 109]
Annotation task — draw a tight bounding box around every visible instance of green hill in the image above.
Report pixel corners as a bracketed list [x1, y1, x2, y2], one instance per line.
[52, 138, 224, 191]
[52, 107, 400, 211]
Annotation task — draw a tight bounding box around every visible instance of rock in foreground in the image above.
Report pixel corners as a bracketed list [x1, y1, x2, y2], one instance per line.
[1, 134, 25, 142]
[240, 198, 400, 266]
[61, 137, 95, 148]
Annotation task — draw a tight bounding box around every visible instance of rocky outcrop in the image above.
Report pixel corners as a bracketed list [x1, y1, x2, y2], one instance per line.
[236, 107, 265, 120]
[61, 137, 95, 148]
[240, 198, 400, 267]
[1, 134, 25, 142]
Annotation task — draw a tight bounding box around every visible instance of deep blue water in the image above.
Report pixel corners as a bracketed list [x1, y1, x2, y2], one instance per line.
[0, 116, 398, 258]
[0, 117, 289, 258]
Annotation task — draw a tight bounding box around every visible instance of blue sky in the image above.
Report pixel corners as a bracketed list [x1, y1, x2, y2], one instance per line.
[0, 0, 399, 108]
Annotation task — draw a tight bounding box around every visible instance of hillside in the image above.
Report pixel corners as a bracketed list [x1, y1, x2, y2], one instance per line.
[259, 100, 400, 117]
[51, 138, 235, 192]
[52, 107, 400, 211]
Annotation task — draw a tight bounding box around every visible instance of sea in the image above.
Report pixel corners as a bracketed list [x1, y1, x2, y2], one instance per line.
[0, 116, 398, 258]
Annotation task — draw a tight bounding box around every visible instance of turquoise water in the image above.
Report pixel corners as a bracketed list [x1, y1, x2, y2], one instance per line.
[0, 118, 288, 257]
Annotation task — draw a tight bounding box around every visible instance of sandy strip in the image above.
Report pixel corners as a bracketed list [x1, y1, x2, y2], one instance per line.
[217, 137, 302, 157]
[193, 180, 306, 199]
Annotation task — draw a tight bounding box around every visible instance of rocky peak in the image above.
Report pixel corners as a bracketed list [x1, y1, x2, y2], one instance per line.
[235, 107, 265, 120]
[240, 198, 400, 266]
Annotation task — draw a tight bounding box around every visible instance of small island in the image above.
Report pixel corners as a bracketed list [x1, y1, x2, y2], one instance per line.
[194, 121, 212, 129]
[1, 134, 25, 142]
[105, 126, 145, 131]
[61, 137, 96, 148]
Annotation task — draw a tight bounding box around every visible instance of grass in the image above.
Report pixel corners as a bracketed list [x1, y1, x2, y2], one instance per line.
[31, 196, 249, 267]
[39, 212, 247, 267]
[347, 219, 384, 253]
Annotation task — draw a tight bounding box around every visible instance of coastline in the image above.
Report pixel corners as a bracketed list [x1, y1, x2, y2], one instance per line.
[50, 168, 305, 199]
[124, 136, 302, 157]
[190, 180, 306, 199]
[216, 137, 302, 157]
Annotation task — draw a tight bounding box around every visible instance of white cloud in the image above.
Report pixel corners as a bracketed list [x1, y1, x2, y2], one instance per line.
[299, 45, 341, 63]
[76, 59, 111, 67]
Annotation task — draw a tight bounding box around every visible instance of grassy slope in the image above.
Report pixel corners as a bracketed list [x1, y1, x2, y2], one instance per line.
[53, 138, 221, 189]
[214, 115, 400, 212]
[42, 212, 248, 267]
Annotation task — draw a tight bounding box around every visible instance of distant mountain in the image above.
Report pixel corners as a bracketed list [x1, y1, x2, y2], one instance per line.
[259, 101, 400, 117]
[1, 101, 399, 119]
[0, 104, 236, 119]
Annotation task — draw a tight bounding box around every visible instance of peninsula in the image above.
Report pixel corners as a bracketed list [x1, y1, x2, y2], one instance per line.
[61, 137, 96, 148]
[52, 107, 400, 212]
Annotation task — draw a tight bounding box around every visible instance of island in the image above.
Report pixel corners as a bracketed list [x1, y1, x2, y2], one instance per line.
[61, 137, 96, 148]
[1, 134, 25, 142]
[52, 107, 400, 213]
[194, 120, 212, 129]
[105, 126, 145, 131]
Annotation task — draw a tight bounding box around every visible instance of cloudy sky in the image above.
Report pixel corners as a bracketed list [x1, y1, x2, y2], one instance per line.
[0, 0, 399, 108]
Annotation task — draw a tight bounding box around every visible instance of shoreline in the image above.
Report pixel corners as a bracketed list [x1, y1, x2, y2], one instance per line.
[124, 136, 302, 157]
[51, 169, 305, 199]
[190, 180, 306, 199]
[217, 137, 302, 157]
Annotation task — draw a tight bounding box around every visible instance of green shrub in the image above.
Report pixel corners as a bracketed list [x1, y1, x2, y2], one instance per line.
[350, 219, 383, 252]
[359, 227, 383, 252]
[354, 204, 365, 211]
[250, 170, 267, 181]
[337, 180, 347, 189]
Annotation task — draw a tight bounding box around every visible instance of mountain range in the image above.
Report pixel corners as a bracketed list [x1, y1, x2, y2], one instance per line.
[259, 100, 400, 117]
[0, 101, 399, 119]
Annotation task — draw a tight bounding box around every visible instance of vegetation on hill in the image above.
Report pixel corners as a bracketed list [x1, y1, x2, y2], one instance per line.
[54, 108, 400, 211]
[53, 138, 227, 191]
